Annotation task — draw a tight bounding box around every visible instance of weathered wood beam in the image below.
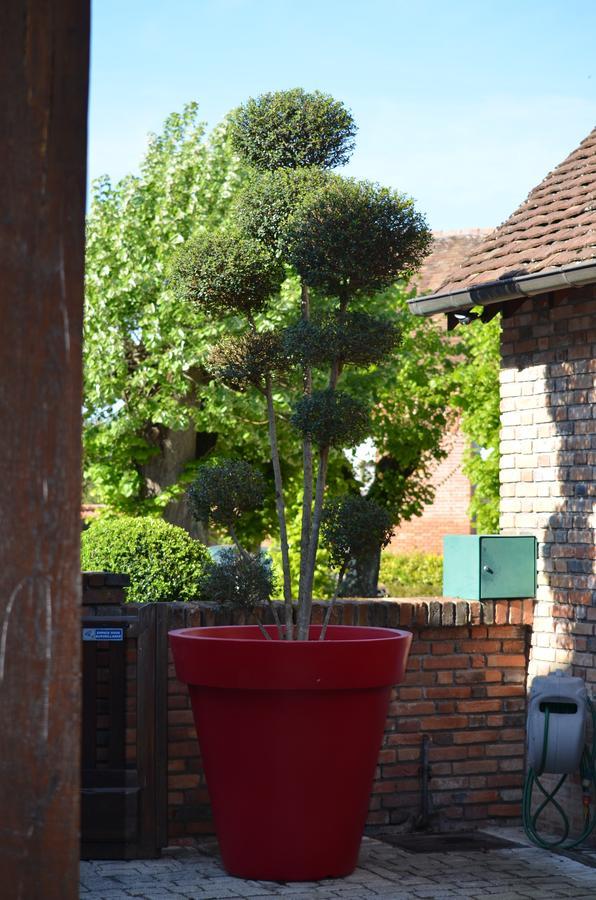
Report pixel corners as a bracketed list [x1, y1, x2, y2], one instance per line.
[0, 1, 90, 896]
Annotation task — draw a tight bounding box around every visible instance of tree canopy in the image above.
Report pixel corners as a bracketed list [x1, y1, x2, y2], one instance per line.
[84, 104, 246, 512]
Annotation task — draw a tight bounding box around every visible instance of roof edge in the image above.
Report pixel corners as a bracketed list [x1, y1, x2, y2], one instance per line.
[408, 259, 596, 317]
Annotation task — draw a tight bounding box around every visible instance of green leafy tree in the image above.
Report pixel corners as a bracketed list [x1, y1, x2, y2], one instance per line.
[453, 312, 501, 532]
[177, 89, 433, 639]
[83, 104, 246, 524]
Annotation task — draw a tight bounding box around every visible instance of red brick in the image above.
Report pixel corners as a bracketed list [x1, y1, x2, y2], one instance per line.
[488, 803, 521, 817]
[464, 805, 489, 819]
[168, 774, 201, 789]
[378, 749, 397, 764]
[452, 760, 498, 775]
[495, 603, 508, 625]
[485, 684, 525, 698]
[390, 701, 435, 716]
[487, 626, 523, 638]
[430, 642, 455, 655]
[456, 700, 502, 714]
[485, 742, 525, 757]
[502, 640, 526, 653]
[457, 640, 501, 653]
[396, 687, 423, 700]
[487, 774, 523, 788]
[168, 710, 195, 725]
[426, 686, 472, 699]
[487, 654, 527, 668]
[419, 715, 469, 731]
[423, 655, 471, 670]
[452, 729, 500, 745]
[396, 747, 420, 762]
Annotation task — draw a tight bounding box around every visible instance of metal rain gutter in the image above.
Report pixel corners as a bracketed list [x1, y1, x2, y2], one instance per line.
[408, 259, 596, 317]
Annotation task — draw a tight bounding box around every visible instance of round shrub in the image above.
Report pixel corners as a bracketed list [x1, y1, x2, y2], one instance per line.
[286, 178, 432, 301]
[80, 515, 210, 603]
[188, 459, 266, 528]
[290, 389, 370, 449]
[229, 88, 356, 171]
[282, 312, 400, 368]
[321, 495, 394, 569]
[201, 548, 276, 610]
[208, 330, 287, 392]
[172, 228, 284, 318]
[233, 167, 329, 254]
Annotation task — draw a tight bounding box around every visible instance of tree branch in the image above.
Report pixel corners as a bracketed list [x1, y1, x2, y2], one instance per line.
[228, 522, 252, 564]
[319, 560, 348, 641]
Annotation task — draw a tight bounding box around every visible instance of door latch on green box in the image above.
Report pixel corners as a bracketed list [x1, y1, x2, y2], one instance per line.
[443, 535, 537, 600]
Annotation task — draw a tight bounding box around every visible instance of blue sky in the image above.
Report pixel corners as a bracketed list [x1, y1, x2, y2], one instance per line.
[90, 0, 596, 231]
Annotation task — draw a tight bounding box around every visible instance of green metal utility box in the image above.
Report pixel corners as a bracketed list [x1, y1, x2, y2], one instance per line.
[443, 535, 537, 600]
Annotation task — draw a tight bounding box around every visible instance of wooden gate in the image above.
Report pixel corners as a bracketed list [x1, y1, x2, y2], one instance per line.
[81, 576, 167, 859]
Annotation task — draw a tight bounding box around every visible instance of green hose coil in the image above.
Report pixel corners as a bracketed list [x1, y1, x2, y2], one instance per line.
[522, 698, 596, 849]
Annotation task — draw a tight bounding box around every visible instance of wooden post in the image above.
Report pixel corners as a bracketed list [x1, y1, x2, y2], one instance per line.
[0, 1, 90, 896]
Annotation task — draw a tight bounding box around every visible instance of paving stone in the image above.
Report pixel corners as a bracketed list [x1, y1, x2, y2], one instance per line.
[79, 830, 596, 900]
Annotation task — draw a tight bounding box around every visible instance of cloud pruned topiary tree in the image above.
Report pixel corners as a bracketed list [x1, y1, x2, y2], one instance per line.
[176, 89, 432, 640]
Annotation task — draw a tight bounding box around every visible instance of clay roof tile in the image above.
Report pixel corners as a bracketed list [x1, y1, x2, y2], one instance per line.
[435, 127, 596, 294]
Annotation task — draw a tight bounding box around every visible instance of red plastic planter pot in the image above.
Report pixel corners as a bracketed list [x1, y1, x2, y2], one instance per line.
[169, 624, 412, 882]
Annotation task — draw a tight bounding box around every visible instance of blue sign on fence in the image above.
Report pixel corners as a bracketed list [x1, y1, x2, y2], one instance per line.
[82, 628, 124, 642]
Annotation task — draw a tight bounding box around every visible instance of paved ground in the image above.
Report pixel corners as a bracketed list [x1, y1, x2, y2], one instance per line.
[80, 830, 596, 900]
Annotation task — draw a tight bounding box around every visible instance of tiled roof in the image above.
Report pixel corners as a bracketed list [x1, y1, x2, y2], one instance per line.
[437, 127, 596, 294]
[411, 229, 493, 295]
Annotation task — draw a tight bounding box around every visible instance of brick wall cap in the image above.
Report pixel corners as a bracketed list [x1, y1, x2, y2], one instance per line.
[82, 571, 131, 587]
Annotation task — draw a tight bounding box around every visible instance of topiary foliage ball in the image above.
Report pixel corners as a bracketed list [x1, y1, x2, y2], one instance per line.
[286, 178, 432, 301]
[321, 495, 394, 569]
[282, 312, 401, 368]
[80, 515, 210, 603]
[207, 330, 288, 392]
[233, 167, 329, 255]
[172, 229, 284, 318]
[291, 389, 370, 449]
[229, 88, 356, 171]
[188, 459, 266, 528]
[201, 549, 276, 610]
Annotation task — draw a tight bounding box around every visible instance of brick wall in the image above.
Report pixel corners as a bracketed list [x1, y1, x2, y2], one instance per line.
[499, 286, 596, 837]
[388, 424, 472, 555]
[164, 598, 531, 841]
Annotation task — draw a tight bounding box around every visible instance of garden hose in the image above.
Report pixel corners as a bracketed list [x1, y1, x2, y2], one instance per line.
[522, 697, 596, 850]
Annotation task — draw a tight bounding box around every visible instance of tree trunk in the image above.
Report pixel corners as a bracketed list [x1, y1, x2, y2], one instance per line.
[340, 548, 382, 598]
[355, 549, 382, 597]
[141, 424, 211, 542]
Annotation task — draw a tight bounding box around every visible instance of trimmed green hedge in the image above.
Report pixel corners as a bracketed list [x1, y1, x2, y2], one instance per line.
[379, 552, 442, 597]
[81, 515, 210, 603]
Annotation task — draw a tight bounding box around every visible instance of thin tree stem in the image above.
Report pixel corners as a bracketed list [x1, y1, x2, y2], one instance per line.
[297, 445, 329, 640]
[228, 523, 252, 563]
[265, 375, 294, 639]
[319, 560, 348, 641]
[267, 599, 284, 637]
[299, 282, 313, 609]
[255, 618, 272, 641]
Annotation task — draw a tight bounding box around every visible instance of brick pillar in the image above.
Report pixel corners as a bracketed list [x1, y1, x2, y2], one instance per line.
[499, 288, 596, 682]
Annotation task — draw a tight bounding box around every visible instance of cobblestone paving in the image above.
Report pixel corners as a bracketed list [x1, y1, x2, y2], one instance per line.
[80, 832, 596, 900]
